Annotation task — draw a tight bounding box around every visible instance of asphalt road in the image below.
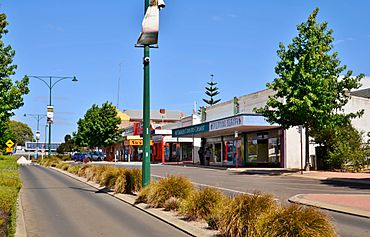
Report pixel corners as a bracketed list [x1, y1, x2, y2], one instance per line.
[116, 163, 370, 237]
[20, 165, 190, 237]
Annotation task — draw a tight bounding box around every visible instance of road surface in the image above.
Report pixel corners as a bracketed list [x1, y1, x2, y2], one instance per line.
[20, 165, 190, 237]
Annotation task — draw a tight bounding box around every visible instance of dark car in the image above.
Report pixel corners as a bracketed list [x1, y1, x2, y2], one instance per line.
[73, 152, 87, 162]
[87, 151, 105, 161]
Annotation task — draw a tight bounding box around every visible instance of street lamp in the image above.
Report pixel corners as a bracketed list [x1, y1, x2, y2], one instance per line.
[27, 75, 78, 157]
[24, 113, 46, 158]
[135, 0, 165, 187]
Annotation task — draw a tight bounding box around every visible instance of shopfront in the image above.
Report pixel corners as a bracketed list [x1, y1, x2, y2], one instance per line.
[123, 137, 153, 162]
[246, 129, 282, 166]
[153, 135, 194, 163]
[173, 114, 283, 168]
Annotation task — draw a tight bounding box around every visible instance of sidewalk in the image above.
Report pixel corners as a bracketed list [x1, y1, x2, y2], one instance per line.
[289, 194, 370, 218]
[218, 166, 370, 218]
[286, 171, 370, 218]
[288, 170, 370, 185]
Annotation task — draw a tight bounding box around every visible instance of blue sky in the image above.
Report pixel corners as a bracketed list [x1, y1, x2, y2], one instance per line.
[2, 0, 370, 142]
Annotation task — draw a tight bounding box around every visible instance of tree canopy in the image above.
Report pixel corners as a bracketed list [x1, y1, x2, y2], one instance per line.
[74, 102, 122, 149]
[7, 120, 33, 146]
[0, 13, 30, 134]
[255, 8, 363, 130]
[254, 8, 364, 169]
[56, 134, 77, 154]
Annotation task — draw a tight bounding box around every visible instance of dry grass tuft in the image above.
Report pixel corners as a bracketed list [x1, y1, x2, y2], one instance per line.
[146, 175, 194, 208]
[258, 204, 337, 237]
[135, 185, 152, 204]
[179, 187, 226, 221]
[164, 197, 181, 211]
[218, 192, 278, 237]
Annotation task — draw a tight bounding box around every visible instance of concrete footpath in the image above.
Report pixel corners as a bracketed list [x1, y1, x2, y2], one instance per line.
[288, 171, 370, 218]
[226, 167, 370, 218]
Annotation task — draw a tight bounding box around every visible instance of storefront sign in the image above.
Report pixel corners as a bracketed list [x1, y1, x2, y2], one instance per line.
[209, 115, 245, 131]
[129, 139, 153, 146]
[152, 135, 163, 142]
[172, 123, 209, 137]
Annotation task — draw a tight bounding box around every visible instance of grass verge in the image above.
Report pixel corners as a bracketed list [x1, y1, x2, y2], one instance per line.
[0, 155, 22, 237]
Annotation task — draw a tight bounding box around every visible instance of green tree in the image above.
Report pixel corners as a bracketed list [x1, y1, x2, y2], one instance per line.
[7, 120, 33, 146]
[75, 102, 122, 149]
[203, 74, 221, 106]
[56, 134, 76, 154]
[0, 13, 30, 135]
[254, 8, 363, 168]
[324, 124, 367, 171]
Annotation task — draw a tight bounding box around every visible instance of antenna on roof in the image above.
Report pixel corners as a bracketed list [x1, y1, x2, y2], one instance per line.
[117, 63, 122, 109]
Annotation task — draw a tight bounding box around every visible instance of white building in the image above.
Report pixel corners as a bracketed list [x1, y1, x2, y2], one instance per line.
[172, 77, 370, 169]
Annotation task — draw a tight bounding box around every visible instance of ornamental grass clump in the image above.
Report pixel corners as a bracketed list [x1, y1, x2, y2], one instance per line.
[114, 172, 127, 193]
[135, 185, 152, 204]
[147, 175, 194, 208]
[67, 165, 81, 175]
[56, 163, 70, 171]
[99, 167, 122, 189]
[113, 168, 141, 194]
[85, 166, 98, 181]
[77, 165, 91, 177]
[258, 204, 337, 237]
[40, 157, 61, 167]
[91, 166, 110, 182]
[163, 197, 181, 211]
[128, 169, 142, 193]
[218, 192, 278, 237]
[179, 187, 226, 221]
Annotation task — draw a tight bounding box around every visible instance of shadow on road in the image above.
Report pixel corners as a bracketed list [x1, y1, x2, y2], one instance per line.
[228, 170, 299, 176]
[320, 178, 370, 190]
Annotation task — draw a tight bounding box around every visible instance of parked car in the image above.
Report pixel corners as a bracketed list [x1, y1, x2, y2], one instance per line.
[73, 152, 87, 162]
[87, 151, 105, 161]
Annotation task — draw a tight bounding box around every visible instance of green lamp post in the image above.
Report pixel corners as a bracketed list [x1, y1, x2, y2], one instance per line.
[27, 75, 78, 157]
[136, 0, 165, 187]
[24, 113, 46, 158]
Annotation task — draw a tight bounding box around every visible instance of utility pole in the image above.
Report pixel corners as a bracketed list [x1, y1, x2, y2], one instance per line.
[117, 63, 122, 109]
[137, 0, 165, 187]
[142, 0, 151, 187]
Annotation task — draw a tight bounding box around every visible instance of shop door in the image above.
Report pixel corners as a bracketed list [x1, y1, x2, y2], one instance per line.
[257, 139, 268, 162]
[213, 143, 222, 163]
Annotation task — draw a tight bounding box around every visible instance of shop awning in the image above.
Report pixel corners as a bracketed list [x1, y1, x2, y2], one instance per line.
[172, 114, 280, 138]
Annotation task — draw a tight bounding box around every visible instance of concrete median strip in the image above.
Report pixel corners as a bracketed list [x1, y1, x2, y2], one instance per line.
[15, 190, 27, 237]
[289, 194, 370, 219]
[50, 167, 220, 237]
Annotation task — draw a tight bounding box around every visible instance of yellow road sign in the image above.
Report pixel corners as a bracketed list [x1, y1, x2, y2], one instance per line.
[6, 147, 13, 153]
[5, 139, 14, 148]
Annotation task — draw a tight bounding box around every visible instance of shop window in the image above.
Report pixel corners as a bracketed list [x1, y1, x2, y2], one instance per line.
[268, 138, 280, 163]
[182, 143, 192, 161]
[213, 143, 222, 163]
[224, 139, 242, 165]
[247, 134, 258, 163]
[247, 131, 280, 164]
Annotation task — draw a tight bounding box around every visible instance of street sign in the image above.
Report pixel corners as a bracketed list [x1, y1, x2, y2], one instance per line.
[6, 147, 13, 153]
[6, 139, 14, 148]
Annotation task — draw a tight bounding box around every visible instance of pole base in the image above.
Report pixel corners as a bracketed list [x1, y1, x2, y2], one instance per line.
[304, 163, 311, 171]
